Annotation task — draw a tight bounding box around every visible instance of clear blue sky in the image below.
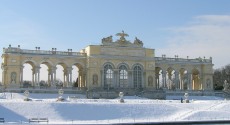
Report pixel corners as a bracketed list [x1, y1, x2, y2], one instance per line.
[1, 0, 230, 71]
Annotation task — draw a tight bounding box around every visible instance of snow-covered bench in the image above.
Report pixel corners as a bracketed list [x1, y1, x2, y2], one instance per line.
[29, 118, 48, 123]
[0, 118, 5, 123]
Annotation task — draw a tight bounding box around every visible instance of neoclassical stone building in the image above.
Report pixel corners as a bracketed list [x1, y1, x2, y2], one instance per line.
[1, 31, 214, 92]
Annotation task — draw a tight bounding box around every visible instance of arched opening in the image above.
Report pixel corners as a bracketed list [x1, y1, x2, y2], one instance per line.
[40, 64, 49, 81]
[166, 67, 175, 90]
[179, 68, 188, 90]
[192, 69, 201, 90]
[155, 67, 162, 89]
[72, 63, 84, 88]
[133, 64, 142, 89]
[56, 64, 65, 87]
[104, 63, 114, 90]
[119, 65, 128, 88]
[72, 65, 78, 87]
[23, 63, 33, 87]
[39, 63, 49, 87]
[23, 63, 33, 81]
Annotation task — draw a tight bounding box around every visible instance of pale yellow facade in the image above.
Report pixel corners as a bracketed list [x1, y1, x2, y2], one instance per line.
[1, 31, 213, 91]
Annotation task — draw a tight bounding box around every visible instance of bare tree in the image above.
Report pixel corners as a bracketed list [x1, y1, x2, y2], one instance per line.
[213, 64, 230, 90]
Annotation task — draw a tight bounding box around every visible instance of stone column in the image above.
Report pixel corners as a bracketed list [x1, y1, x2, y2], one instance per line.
[142, 71, 146, 88]
[155, 73, 159, 89]
[200, 75, 203, 90]
[20, 66, 24, 86]
[187, 72, 192, 90]
[50, 74, 53, 85]
[180, 72, 184, 90]
[174, 71, 179, 89]
[162, 71, 167, 88]
[32, 69, 35, 86]
[48, 67, 56, 86]
[35, 66, 40, 86]
[70, 73, 72, 84]
[63, 71, 66, 87]
[82, 72, 86, 87]
[2, 67, 7, 87]
[33, 66, 40, 86]
[38, 68, 40, 84]
[65, 72, 69, 87]
[50, 72, 53, 86]
[33, 69, 36, 86]
[79, 70, 82, 87]
[54, 70, 56, 82]
[66, 67, 72, 87]
[35, 72, 38, 86]
[47, 68, 51, 85]
[101, 70, 104, 88]
[128, 70, 133, 88]
[34, 71, 38, 86]
[113, 69, 118, 88]
[168, 72, 172, 89]
[49, 67, 55, 83]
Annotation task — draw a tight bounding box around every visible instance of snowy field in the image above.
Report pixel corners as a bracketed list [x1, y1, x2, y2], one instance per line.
[0, 92, 229, 124]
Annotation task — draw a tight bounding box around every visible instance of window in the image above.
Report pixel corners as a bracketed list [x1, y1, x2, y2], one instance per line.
[119, 65, 128, 87]
[133, 65, 142, 88]
[104, 64, 113, 88]
[106, 69, 113, 79]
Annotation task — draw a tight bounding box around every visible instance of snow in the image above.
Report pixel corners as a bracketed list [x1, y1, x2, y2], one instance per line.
[0, 92, 229, 124]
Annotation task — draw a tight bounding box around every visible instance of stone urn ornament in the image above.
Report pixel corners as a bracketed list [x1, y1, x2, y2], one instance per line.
[119, 92, 124, 103]
[24, 90, 31, 101]
[57, 89, 64, 101]
[184, 92, 189, 103]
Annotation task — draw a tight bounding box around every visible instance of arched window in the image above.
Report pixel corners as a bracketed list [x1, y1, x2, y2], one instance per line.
[119, 65, 128, 88]
[133, 65, 142, 88]
[104, 64, 113, 89]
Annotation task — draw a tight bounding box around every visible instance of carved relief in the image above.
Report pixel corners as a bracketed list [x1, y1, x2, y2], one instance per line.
[93, 74, 98, 85]
[148, 75, 153, 86]
[206, 79, 211, 89]
[11, 72, 16, 84]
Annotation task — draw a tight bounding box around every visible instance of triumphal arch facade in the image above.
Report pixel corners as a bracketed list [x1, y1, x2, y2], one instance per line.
[1, 31, 214, 93]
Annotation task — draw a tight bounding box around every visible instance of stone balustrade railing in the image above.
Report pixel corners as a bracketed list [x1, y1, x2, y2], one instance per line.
[3, 47, 86, 57]
[155, 57, 212, 64]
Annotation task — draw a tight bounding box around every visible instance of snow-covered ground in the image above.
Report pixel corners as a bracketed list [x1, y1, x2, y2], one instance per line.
[0, 92, 229, 124]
